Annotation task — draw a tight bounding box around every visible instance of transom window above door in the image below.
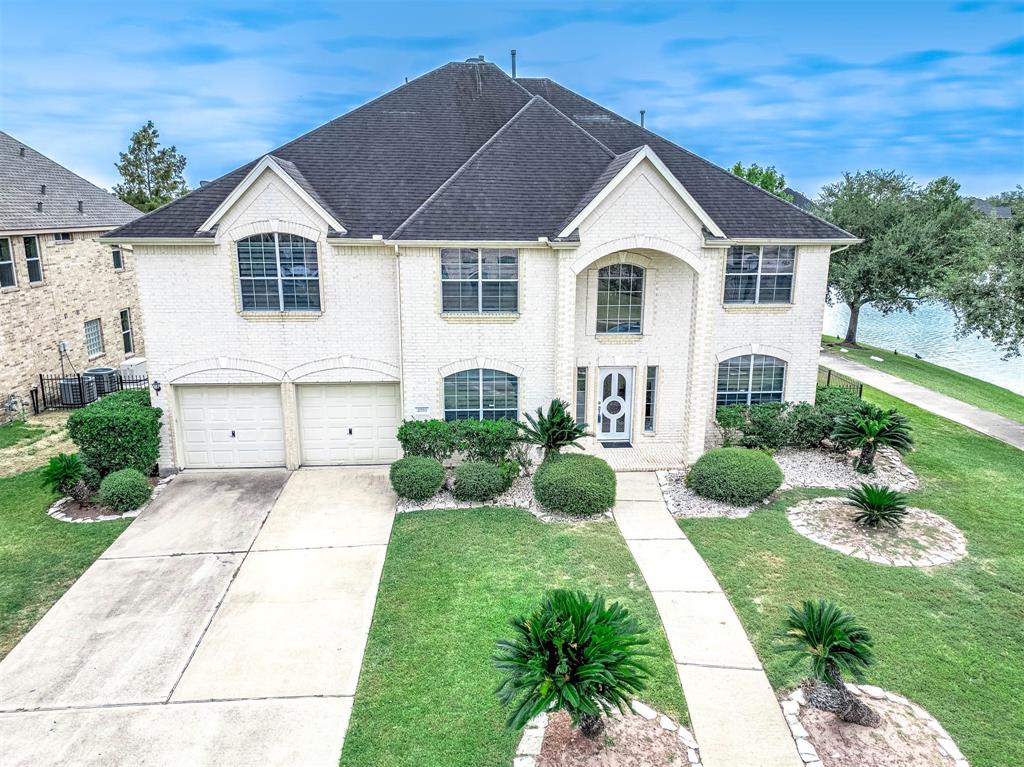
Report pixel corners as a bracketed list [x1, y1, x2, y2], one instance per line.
[236, 233, 320, 312]
[724, 245, 795, 304]
[440, 248, 518, 313]
[597, 263, 644, 334]
[443, 368, 518, 421]
[716, 354, 787, 405]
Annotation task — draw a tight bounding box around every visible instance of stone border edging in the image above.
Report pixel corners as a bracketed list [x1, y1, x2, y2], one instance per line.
[46, 475, 175, 523]
[786, 496, 967, 567]
[781, 685, 969, 766]
[513, 700, 702, 767]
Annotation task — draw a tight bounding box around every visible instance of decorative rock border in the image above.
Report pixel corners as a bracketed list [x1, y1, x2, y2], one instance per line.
[46, 475, 175, 523]
[787, 496, 967, 567]
[513, 700, 702, 766]
[781, 685, 969, 766]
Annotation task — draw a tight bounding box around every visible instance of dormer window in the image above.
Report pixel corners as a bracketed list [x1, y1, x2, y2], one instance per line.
[236, 233, 320, 312]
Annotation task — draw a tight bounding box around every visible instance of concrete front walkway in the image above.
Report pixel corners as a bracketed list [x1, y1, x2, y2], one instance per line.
[614, 472, 803, 767]
[0, 467, 394, 767]
[822, 353, 1024, 450]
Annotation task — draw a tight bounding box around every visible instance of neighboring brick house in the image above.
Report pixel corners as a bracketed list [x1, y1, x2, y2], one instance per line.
[104, 60, 858, 473]
[0, 131, 144, 408]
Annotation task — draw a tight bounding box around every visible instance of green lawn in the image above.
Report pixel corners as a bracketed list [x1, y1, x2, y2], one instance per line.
[0, 421, 46, 450]
[681, 387, 1024, 767]
[0, 468, 129, 658]
[341, 507, 685, 767]
[822, 334, 1024, 423]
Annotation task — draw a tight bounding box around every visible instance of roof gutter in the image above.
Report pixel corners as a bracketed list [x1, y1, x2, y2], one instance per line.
[97, 236, 216, 246]
[704, 236, 863, 248]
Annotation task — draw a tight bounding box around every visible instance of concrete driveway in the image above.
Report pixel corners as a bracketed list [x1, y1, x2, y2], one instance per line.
[0, 467, 395, 766]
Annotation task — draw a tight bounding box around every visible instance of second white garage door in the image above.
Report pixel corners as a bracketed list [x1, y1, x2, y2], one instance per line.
[177, 385, 286, 468]
[297, 383, 402, 465]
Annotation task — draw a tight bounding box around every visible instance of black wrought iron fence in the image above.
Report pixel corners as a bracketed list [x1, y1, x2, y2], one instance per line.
[33, 372, 149, 413]
[817, 366, 863, 397]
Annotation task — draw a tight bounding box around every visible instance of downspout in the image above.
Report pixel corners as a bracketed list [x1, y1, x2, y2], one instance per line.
[393, 242, 407, 419]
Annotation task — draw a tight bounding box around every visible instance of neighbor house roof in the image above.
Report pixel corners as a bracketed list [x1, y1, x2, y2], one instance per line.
[106, 61, 856, 243]
[0, 131, 141, 234]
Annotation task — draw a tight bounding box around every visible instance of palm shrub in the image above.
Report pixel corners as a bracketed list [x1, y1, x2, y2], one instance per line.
[494, 590, 650, 737]
[40, 453, 90, 504]
[519, 399, 587, 462]
[847, 483, 909, 528]
[779, 599, 880, 727]
[831, 408, 913, 472]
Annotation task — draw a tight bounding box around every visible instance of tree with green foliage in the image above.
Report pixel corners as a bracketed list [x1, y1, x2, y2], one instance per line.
[731, 162, 794, 202]
[114, 121, 189, 212]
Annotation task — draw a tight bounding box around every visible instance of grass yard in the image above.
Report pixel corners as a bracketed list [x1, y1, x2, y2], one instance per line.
[341, 507, 685, 767]
[681, 387, 1024, 767]
[822, 334, 1024, 423]
[0, 421, 46, 450]
[0, 468, 129, 658]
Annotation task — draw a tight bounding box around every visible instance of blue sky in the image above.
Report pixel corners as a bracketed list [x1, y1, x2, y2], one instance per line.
[1, 0, 1021, 198]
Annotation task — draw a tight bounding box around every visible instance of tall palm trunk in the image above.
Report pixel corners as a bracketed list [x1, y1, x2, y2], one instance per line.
[857, 440, 877, 472]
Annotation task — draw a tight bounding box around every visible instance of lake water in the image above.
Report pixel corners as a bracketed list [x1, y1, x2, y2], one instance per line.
[823, 301, 1024, 395]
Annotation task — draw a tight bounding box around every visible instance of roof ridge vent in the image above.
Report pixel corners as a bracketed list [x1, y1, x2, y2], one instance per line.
[78, 201, 83, 213]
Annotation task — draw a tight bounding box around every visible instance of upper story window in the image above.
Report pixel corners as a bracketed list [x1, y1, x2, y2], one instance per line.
[112, 247, 124, 270]
[443, 368, 518, 421]
[236, 233, 320, 312]
[716, 354, 787, 406]
[0, 238, 15, 288]
[53, 232, 73, 243]
[24, 236, 43, 283]
[84, 318, 104, 357]
[120, 308, 134, 354]
[724, 245, 795, 304]
[441, 248, 518, 313]
[597, 263, 644, 334]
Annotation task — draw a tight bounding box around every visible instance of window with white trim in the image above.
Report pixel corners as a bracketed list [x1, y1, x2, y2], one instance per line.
[53, 232, 72, 243]
[724, 245, 795, 304]
[597, 263, 644, 333]
[716, 354, 787, 405]
[443, 368, 518, 421]
[575, 367, 588, 425]
[112, 247, 124, 270]
[644, 366, 658, 432]
[0, 238, 15, 288]
[84, 318, 104, 357]
[236, 233, 320, 312]
[24, 236, 43, 283]
[120, 309, 134, 354]
[440, 248, 518, 313]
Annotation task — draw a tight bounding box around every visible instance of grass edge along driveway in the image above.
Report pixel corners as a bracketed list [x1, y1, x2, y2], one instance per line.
[340, 507, 686, 767]
[682, 388, 1024, 767]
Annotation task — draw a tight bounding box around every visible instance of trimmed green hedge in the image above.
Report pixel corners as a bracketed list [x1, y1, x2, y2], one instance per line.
[533, 454, 616, 516]
[67, 391, 161, 476]
[397, 418, 521, 464]
[99, 468, 152, 512]
[452, 461, 505, 502]
[396, 420, 460, 461]
[686, 447, 783, 505]
[390, 456, 445, 501]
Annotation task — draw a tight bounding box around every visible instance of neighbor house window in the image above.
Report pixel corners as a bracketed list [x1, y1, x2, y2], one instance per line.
[716, 354, 787, 405]
[0, 238, 15, 288]
[575, 367, 588, 425]
[723, 245, 795, 304]
[120, 309, 134, 354]
[53, 232, 72, 243]
[597, 263, 644, 333]
[644, 366, 658, 432]
[443, 368, 518, 421]
[236, 233, 320, 312]
[440, 248, 518, 313]
[24, 236, 43, 283]
[112, 247, 124, 270]
[84, 318, 104, 357]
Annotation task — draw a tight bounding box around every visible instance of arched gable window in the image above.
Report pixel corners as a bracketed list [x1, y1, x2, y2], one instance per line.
[716, 354, 787, 406]
[237, 233, 320, 312]
[597, 263, 644, 334]
[443, 368, 518, 421]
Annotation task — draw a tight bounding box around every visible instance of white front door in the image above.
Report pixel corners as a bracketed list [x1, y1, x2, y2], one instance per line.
[597, 367, 634, 442]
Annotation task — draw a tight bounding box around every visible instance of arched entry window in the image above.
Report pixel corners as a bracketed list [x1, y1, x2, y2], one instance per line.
[596, 263, 644, 334]
[716, 354, 787, 405]
[237, 233, 320, 311]
[443, 368, 518, 421]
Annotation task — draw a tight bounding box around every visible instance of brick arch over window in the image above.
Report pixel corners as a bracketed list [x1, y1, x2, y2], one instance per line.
[437, 357, 524, 379]
[571, 235, 706, 276]
[224, 218, 323, 244]
[715, 344, 793, 365]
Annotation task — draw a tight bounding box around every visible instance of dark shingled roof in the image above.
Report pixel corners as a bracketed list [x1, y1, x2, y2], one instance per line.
[107, 62, 855, 242]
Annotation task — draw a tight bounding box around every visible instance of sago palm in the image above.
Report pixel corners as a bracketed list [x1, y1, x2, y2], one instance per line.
[779, 599, 880, 726]
[847, 483, 909, 528]
[832, 408, 913, 472]
[518, 399, 588, 462]
[494, 590, 650, 737]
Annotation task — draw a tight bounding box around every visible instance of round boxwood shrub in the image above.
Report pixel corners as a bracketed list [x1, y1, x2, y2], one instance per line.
[99, 468, 152, 512]
[390, 456, 445, 501]
[453, 461, 506, 502]
[533, 454, 616, 516]
[686, 447, 783, 505]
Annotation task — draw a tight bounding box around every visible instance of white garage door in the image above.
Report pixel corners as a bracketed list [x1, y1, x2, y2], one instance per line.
[298, 383, 402, 465]
[177, 385, 286, 468]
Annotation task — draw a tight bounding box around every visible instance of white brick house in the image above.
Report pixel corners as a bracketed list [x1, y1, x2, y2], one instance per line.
[104, 61, 857, 473]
